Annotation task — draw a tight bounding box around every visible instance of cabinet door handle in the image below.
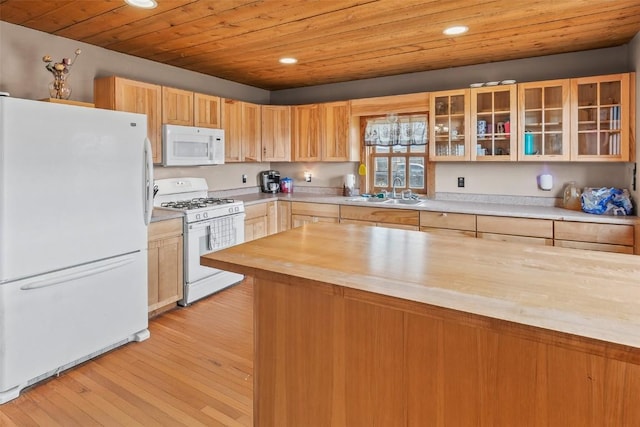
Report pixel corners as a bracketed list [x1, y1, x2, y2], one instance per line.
[440, 213, 448, 217]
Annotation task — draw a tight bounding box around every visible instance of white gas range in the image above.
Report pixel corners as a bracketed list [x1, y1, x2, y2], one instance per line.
[154, 178, 245, 306]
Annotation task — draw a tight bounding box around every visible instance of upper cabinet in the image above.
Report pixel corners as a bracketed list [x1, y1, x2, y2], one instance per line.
[293, 101, 357, 162]
[163, 87, 222, 129]
[517, 79, 571, 161]
[194, 93, 222, 129]
[470, 84, 517, 161]
[222, 99, 262, 162]
[429, 89, 470, 161]
[162, 86, 193, 126]
[321, 101, 356, 161]
[292, 104, 321, 161]
[261, 105, 291, 162]
[94, 76, 162, 164]
[570, 73, 632, 162]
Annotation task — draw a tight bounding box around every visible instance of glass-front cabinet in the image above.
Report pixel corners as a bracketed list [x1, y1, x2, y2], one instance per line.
[429, 89, 470, 161]
[517, 80, 570, 161]
[470, 85, 517, 161]
[570, 73, 630, 161]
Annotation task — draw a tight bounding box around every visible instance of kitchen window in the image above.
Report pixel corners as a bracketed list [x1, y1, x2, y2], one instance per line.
[364, 114, 429, 195]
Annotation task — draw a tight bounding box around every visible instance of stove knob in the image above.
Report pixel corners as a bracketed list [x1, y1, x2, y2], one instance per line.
[196, 213, 201, 220]
[228, 207, 233, 214]
[203, 212, 208, 219]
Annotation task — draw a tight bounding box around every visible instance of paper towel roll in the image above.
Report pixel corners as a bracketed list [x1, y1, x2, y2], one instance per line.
[344, 174, 355, 188]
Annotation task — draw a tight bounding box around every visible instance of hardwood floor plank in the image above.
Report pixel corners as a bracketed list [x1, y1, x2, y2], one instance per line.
[0, 280, 253, 426]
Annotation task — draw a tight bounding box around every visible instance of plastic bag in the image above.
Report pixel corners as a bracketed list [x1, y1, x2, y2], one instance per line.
[580, 187, 633, 216]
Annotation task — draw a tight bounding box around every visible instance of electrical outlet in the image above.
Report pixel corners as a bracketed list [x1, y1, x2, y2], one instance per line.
[457, 177, 465, 188]
[242, 174, 247, 184]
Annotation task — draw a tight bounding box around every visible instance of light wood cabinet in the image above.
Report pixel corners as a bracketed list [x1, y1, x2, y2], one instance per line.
[293, 101, 355, 162]
[419, 211, 476, 238]
[291, 202, 340, 228]
[570, 73, 632, 161]
[278, 200, 291, 233]
[477, 215, 553, 246]
[162, 86, 193, 126]
[340, 205, 419, 230]
[244, 203, 268, 242]
[321, 101, 356, 161]
[518, 79, 571, 161]
[162, 88, 222, 129]
[470, 84, 518, 161]
[429, 89, 471, 161]
[292, 104, 321, 161]
[147, 219, 183, 316]
[261, 105, 291, 161]
[554, 220, 634, 254]
[245, 201, 281, 242]
[194, 93, 222, 128]
[94, 76, 162, 164]
[223, 99, 261, 162]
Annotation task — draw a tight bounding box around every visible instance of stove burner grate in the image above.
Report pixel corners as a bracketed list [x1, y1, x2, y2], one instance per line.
[161, 197, 236, 211]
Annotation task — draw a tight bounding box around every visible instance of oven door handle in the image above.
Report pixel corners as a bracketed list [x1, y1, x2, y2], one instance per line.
[207, 224, 214, 251]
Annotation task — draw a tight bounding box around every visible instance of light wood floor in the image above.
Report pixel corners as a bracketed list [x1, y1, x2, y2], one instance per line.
[0, 279, 254, 427]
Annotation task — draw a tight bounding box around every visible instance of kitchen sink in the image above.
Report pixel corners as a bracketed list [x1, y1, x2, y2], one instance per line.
[383, 198, 425, 206]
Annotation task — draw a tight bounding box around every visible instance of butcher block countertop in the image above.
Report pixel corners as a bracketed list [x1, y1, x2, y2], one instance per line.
[202, 222, 640, 349]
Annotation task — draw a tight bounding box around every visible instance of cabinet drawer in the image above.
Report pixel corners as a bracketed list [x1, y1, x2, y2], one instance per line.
[245, 202, 268, 220]
[554, 239, 634, 254]
[291, 202, 340, 218]
[477, 232, 553, 246]
[554, 221, 634, 246]
[477, 216, 553, 238]
[148, 218, 183, 240]
[420, 227, 476, 238]
[340, 206, 419, 226]
[420, 211, 476, 231]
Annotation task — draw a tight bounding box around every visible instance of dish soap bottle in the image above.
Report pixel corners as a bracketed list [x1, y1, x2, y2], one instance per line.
[563, 181, 582, 211]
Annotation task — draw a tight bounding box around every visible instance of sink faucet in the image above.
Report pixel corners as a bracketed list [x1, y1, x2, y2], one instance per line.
[392, 176, 402, 198]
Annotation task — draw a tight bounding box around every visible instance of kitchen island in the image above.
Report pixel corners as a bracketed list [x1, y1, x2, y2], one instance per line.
[201, 222, 640, 426]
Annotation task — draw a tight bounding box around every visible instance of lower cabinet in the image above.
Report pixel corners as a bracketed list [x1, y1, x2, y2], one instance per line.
[554, 221, 635, 254]
[245, 201, 283, 242]
[419, 211, 476, 237]
[340, 205, 419, 230]
[245, 203, 268, 242]
[291, 202, 340, 228]
[148, 218, 184, 316]
[477, 215, 554, 246]
[278, 200, 291, 233]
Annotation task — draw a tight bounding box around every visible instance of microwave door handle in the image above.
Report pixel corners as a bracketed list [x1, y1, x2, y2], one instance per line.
[209, 138, 215, 161]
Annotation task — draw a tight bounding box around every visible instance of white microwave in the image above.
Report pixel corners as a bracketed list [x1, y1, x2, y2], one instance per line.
[162, 124, 224, 166]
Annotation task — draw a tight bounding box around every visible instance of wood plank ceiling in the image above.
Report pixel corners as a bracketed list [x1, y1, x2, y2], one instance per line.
[1, 0, 640, 90]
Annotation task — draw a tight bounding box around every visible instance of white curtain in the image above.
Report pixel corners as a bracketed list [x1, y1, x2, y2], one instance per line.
[364, 114, 427, 146]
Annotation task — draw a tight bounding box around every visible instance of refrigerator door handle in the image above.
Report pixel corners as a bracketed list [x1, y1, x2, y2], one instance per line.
[19, 256, 136, 291]
[143, 137, 154, 226]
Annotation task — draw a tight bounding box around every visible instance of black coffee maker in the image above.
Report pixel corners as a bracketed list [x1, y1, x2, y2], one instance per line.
[260, 170, 281, 193]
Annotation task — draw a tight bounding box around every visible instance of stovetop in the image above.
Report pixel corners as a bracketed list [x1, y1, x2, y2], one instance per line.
[160, 197, 237, 211]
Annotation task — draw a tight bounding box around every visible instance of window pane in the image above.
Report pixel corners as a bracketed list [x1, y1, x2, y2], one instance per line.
[391, 145, 407, 154]
[391, 157, 406, 187]
[409, 145, 426, 153]
[408, 157, 425, 189]
[374, 157, 389, 187]
[375, 146, 390, 153]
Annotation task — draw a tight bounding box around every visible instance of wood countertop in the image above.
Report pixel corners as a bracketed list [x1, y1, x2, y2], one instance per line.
[202, 222, 640, 349]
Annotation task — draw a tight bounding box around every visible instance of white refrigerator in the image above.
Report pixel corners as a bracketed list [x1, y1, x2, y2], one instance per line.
[0, 97, 154, 403]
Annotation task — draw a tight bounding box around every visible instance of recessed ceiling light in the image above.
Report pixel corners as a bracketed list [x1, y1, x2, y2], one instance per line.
[279, 57, 298, 64]
[124, 0, 158, 9]
[443, 25, 468, 36]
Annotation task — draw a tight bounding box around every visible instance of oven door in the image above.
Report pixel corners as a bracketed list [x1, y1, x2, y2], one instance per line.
[184, 214, 245, 284]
